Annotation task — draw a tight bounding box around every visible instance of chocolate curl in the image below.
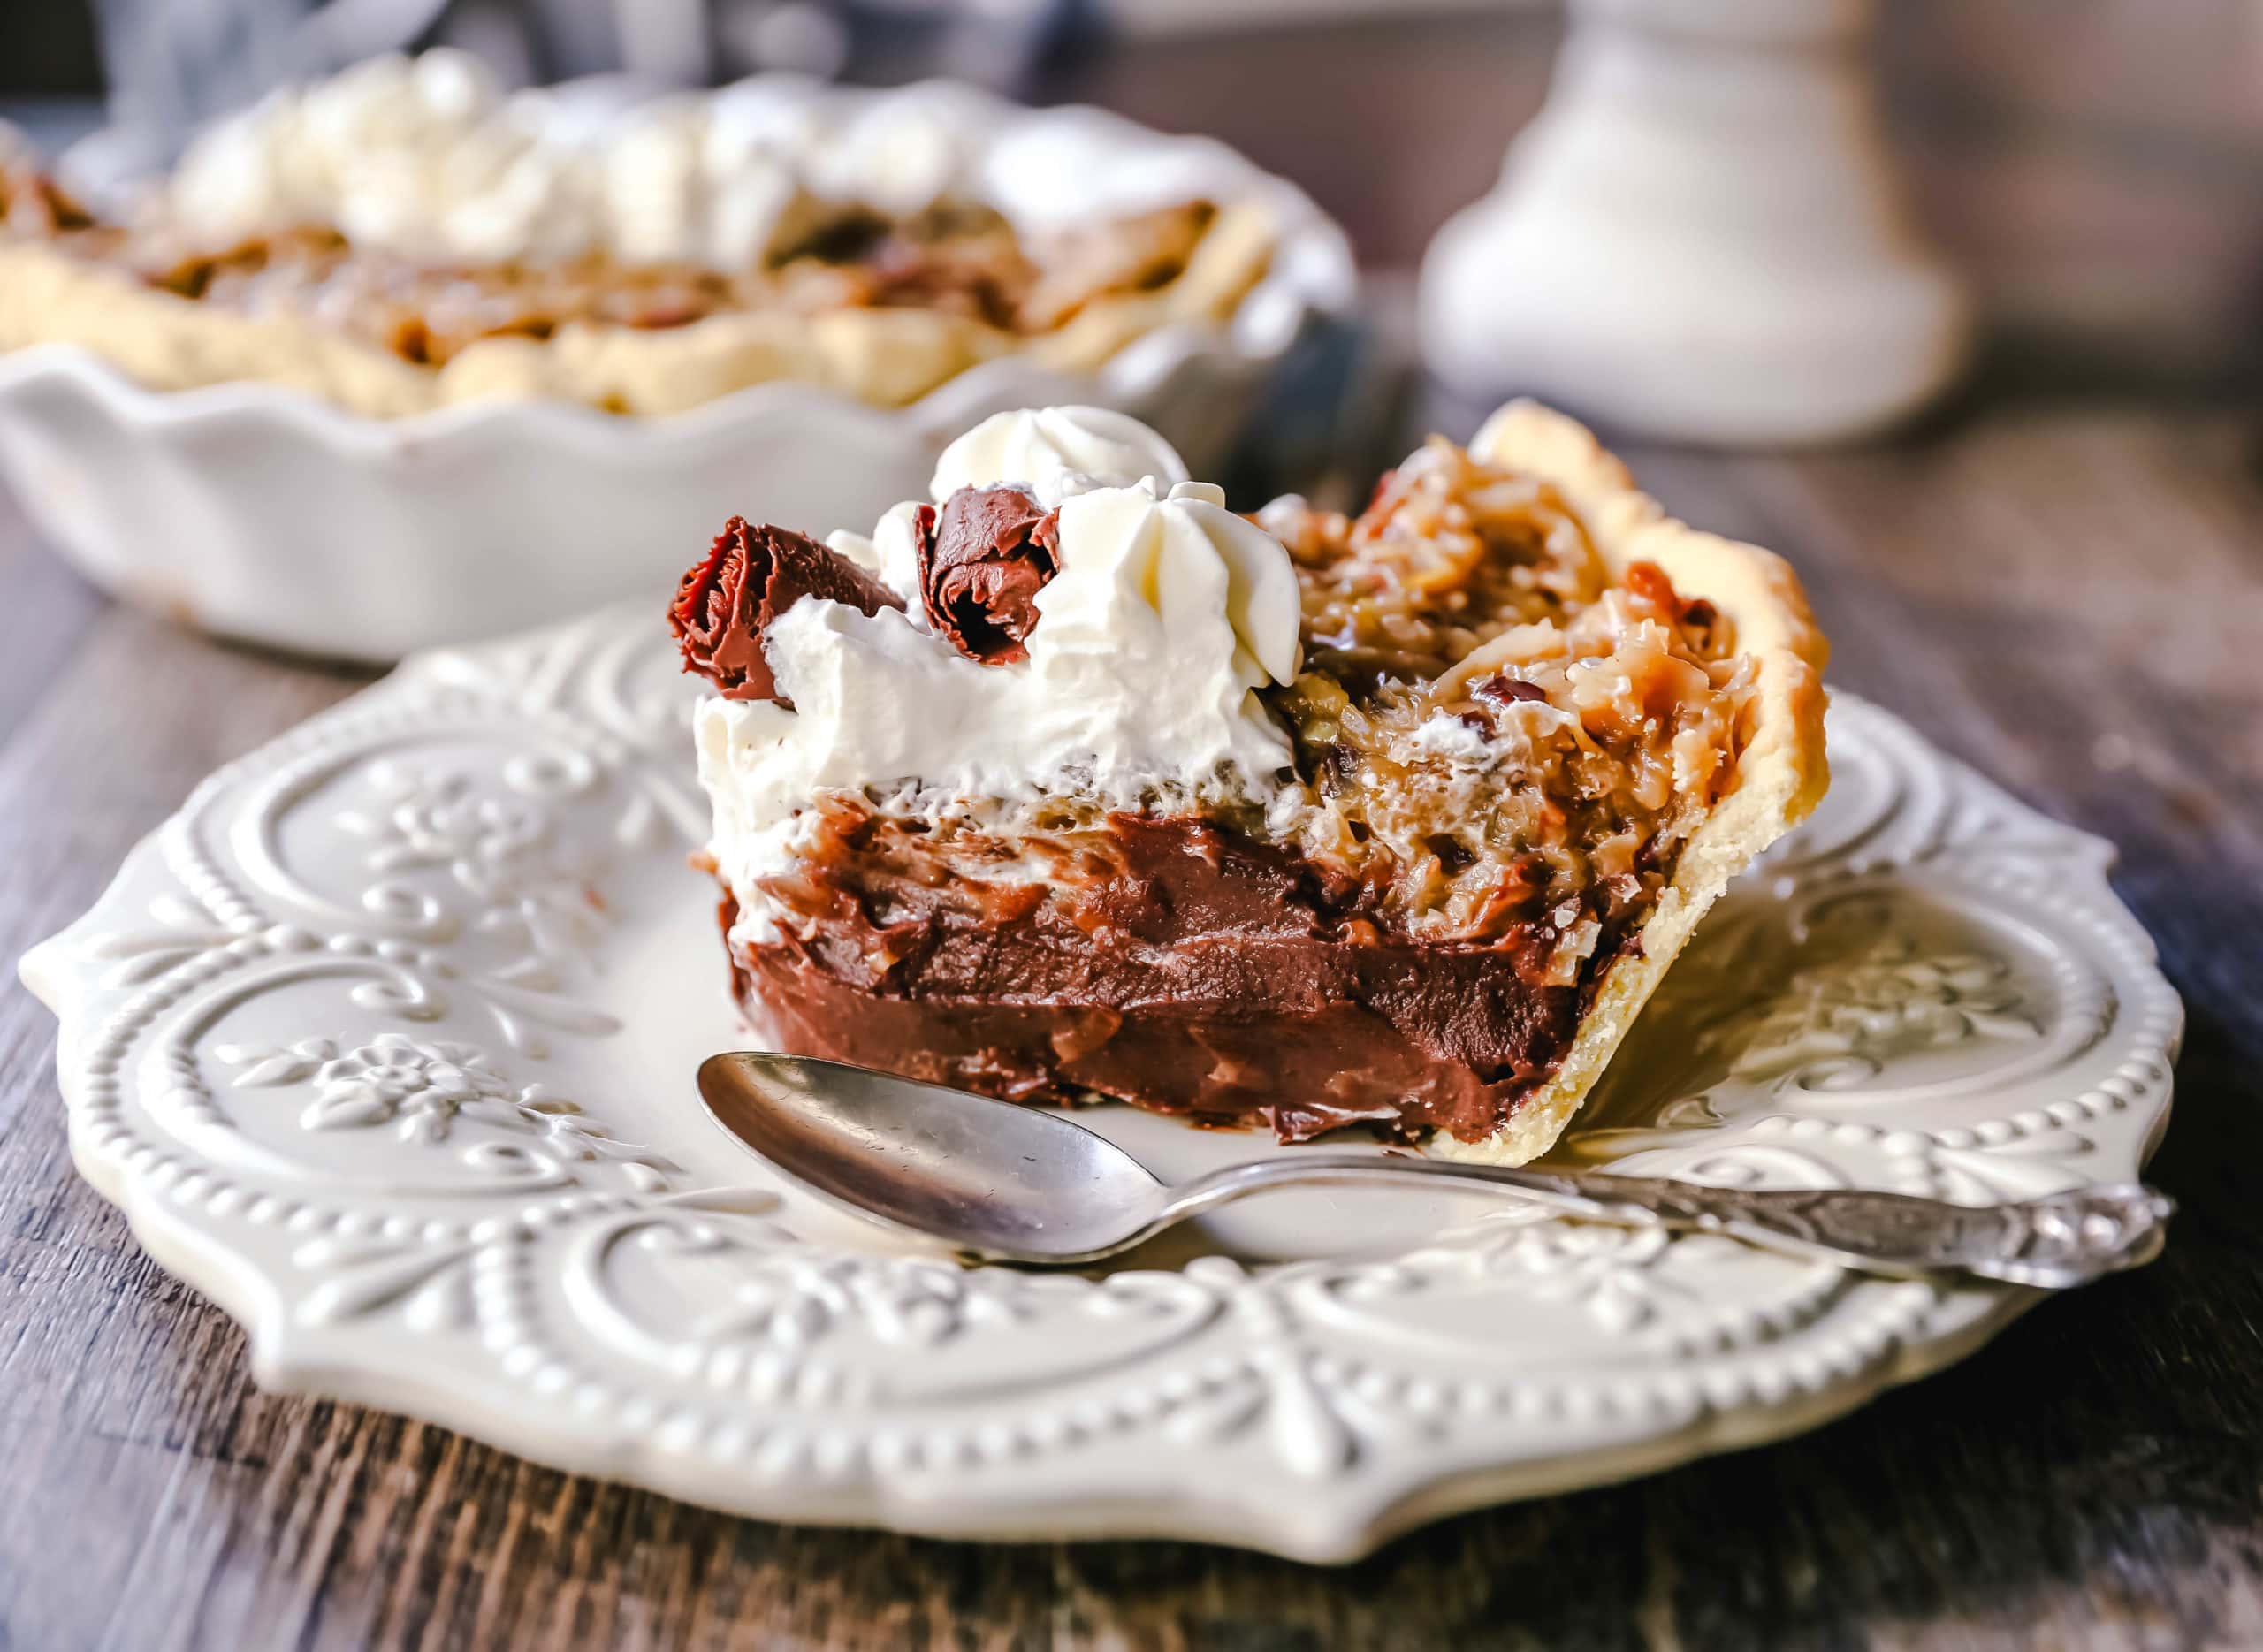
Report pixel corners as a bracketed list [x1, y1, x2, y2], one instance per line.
[670, 517, 903, 706]
[917, 485, 1063, 666]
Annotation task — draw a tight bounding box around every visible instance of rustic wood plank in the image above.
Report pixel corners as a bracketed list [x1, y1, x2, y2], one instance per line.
[0, 587, 371, 1652]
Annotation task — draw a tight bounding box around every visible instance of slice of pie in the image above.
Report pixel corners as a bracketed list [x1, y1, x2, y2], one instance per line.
[0, 55, 1274, 419]
[674, 402, 1827, 1162]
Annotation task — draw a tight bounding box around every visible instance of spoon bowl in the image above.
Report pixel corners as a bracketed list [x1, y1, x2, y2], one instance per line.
[697, 1052, 1176, 1260]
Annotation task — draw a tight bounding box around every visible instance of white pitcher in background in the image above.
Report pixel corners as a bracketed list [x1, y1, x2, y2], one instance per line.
[1421, 0, 1972, 447]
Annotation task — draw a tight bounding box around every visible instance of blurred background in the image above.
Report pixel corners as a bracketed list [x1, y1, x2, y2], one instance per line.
[4, 0, 2258, 403]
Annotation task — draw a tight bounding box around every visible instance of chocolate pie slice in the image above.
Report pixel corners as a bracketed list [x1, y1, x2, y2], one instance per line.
[677, 402, 1827, 1161]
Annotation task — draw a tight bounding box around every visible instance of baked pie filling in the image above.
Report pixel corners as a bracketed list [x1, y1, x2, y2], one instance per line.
[1261, 440, 1755, 955]
[1, 171, 1223, 372]
[676, 406, 1827, 1160]
[0, 57, 1274, 415]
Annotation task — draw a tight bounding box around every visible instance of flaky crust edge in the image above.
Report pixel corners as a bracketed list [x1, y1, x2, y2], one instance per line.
[0, 202, 1275, 419]
[1434, 400, 1831, 1166]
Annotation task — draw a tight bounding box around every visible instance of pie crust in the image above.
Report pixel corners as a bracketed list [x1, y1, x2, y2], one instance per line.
[1434, 401, 1830, 1162]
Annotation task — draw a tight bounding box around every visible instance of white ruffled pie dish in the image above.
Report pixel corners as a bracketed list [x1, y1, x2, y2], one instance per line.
[0, 81, 1354, 662]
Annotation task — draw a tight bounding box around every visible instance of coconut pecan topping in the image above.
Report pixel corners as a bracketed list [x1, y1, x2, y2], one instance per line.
[1261, 444, 1756, 960]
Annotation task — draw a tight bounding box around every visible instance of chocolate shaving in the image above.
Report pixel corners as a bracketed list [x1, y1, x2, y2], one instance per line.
[670, 517, 903, 706]
[917, 485, 1063, 666]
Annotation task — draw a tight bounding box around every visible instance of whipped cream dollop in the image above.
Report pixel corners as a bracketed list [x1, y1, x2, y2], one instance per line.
[163, 50, 978, 266]
[696, 407, 1306, 922]
[170, 51, 599, 263]
[597, 96, 808, 269]
[929, 405, 1189, 509]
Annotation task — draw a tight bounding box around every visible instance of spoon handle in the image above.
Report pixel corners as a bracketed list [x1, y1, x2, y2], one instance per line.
[1157, 1155, 2172, 1287]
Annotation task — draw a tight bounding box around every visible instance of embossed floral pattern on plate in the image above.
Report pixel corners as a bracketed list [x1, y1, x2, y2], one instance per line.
[20, 607, 2180, 1561]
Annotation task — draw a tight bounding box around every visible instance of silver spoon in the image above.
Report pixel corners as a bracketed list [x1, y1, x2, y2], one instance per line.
[697, 1052, 2171, 1286]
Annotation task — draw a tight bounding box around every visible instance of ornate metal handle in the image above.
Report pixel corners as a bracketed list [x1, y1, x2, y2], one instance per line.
[1160, 1157, 2173, 1287]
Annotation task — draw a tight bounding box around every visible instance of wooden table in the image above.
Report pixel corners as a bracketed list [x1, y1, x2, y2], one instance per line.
[5, 3, 2262, 1636]
[3, 382, 2258, 1648]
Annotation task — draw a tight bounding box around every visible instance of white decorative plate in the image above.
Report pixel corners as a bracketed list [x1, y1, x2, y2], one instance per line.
[20, 607, 2179, 1562]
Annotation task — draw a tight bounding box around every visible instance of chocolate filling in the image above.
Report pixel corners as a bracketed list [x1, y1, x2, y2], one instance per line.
[670, 517, 903, 705]
[917, 485, 1062, 665]
[720, 811, 1642, 1144]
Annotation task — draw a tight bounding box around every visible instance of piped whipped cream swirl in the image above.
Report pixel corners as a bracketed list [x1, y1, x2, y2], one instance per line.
[697, 407, 1306, 918]
[164, 49, 976, 266]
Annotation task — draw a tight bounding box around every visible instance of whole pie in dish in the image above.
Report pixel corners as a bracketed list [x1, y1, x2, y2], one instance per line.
[674, 402, 1828, 1162]
[0, 54, 1275, 419]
